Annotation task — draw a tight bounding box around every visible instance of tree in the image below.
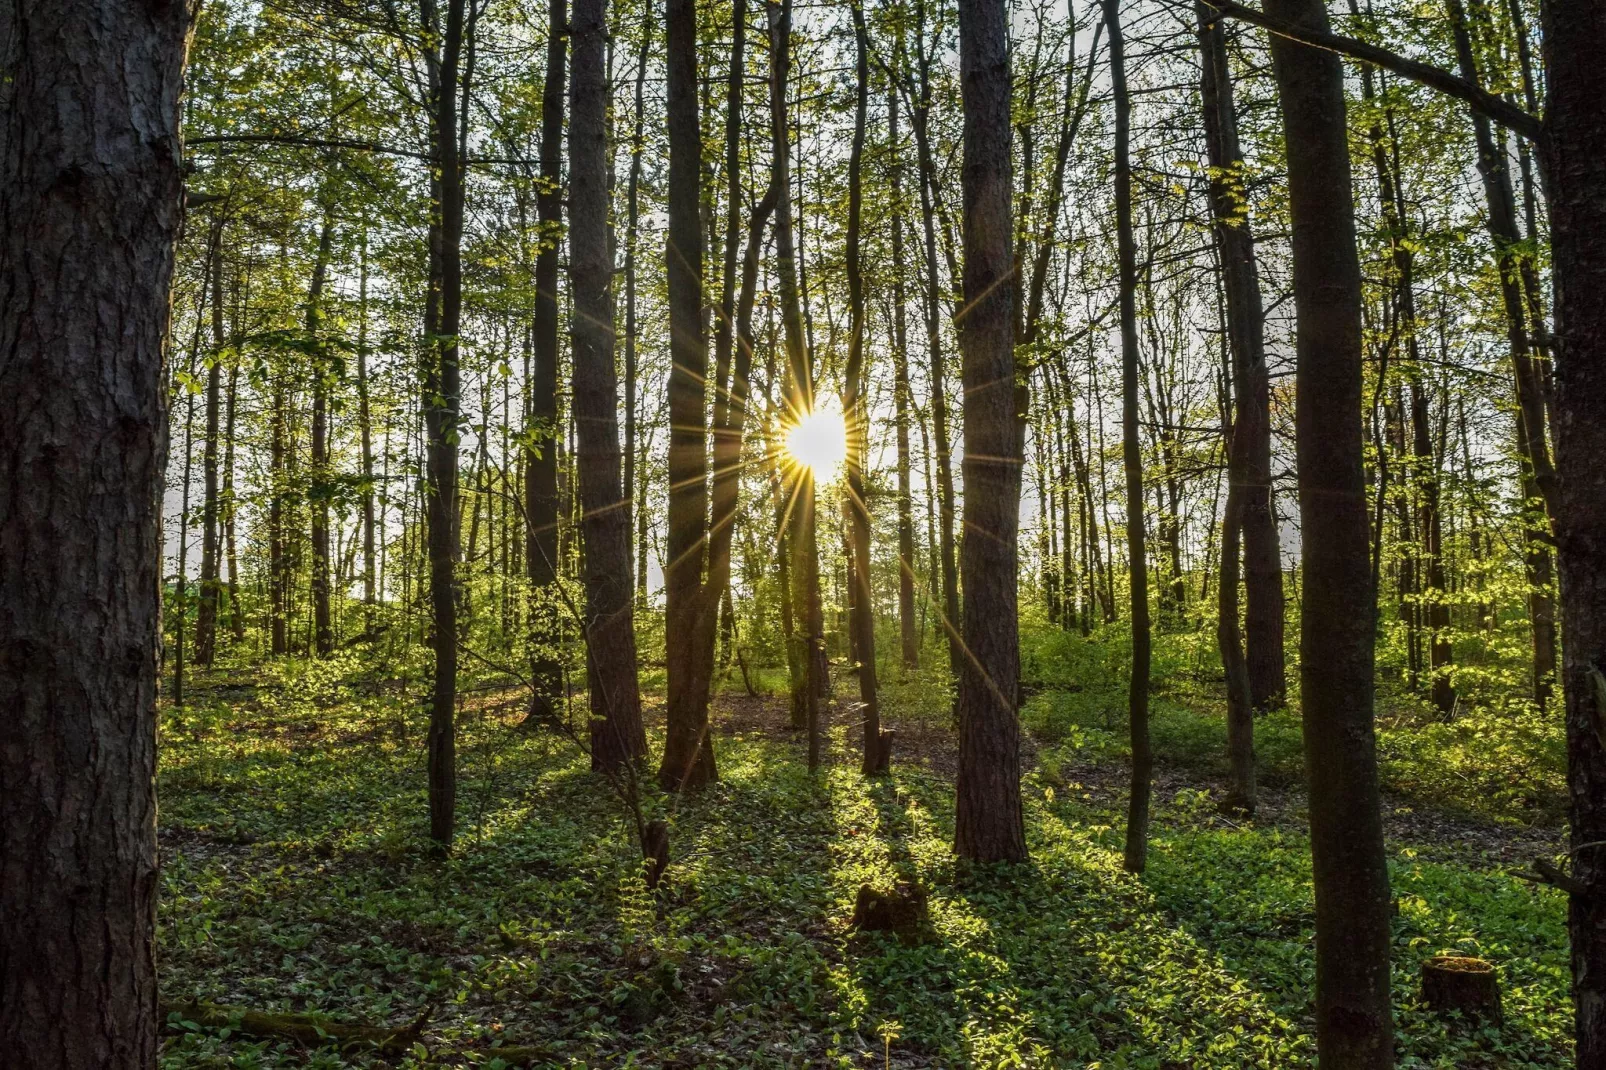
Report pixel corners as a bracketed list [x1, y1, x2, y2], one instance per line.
[569, 0, 647, 772]
[422, 0, 470, 846]
[1106, 0, 1152, 874]
[1196, 4, 1283, 715]
[1542, 2, 1606, 1063]
[952, 0, 1027, 864]
[658, 0, 718, 791]
[195, 217, 227, 667]
[888, 87, 920, 672]
[0, 0, 191, 1061]
[1264, 0, 1394, 1062]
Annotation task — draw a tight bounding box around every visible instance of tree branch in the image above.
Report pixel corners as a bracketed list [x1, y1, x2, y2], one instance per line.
[1193, 0, 1543, 145]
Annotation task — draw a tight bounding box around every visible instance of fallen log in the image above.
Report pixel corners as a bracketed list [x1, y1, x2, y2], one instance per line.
[161, 1001, 430, 1055]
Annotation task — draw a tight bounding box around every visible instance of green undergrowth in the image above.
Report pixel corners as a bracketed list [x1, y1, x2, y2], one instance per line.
[158, 662, 1569, 1068]
[1019, 619, 1567, 824]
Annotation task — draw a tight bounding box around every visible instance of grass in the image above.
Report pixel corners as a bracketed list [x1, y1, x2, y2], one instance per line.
[155, 641, 1571, 1068]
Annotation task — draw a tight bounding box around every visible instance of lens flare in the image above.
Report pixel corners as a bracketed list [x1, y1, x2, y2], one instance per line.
[784, 401, 848, 478]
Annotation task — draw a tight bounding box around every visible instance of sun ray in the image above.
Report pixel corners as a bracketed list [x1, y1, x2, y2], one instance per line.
[781, 399, 848, 479]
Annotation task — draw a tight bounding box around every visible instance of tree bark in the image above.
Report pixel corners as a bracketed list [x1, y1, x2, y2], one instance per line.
[525, 0, 567, 724]
[889, 91, 919, 671]
[1541, 3, 1606, 1064]
[308, 212, 336, 658]
[422, 0, 468, 846]
[1264, 0, 1394, 1062]
[0, 0, 188, 1061]
[1105, 0, 1152, 875]
[952, 0, 1026, 864]
[658, 0, 718, 791]
[846, 0, 881, 775]
[570, 0, 646, 773]
[1197, 4, 1284, 711]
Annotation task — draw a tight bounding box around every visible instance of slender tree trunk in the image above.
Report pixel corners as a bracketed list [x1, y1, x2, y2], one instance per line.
[225, 362, 245, 642]
[0, 0, 187, 1059]
[1265, 0, 1394, 1061]
[1542, 3, 1606, 1064]
[357, 229, 377, 626]
[911, 0, 962, 679]
[1104, 0, 1151, 874]
[308, 213, 336, 657]
[624, 4, 651, 609]
[845, 0, 882, 774]
[1443, 0, 1556, 707]
[889, 89, 919, 671]
[659, 0, 718, 791]
[1197, 3, 1284, 710]
[952, 0, 1026, 864]
[570, 0, 646, 772]
[423, 0, 469, 846]
[524, 0, 567, 724]
[269, 365, 289, 655]
[195, 219, 226, 667]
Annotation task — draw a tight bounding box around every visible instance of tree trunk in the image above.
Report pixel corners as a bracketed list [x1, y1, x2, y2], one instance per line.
[889, 88, 919, 671]
[195, 219, 226, 667]
[423, 0, 468, 846]
[356, 228, 377, 624]
[1196, 3, 1284, 711]
[911, 0, 962, 680]
[1105, 0, 1152, 874]
[952, 0, 1026, 864]
[0, 0, 188, 1060]
[225, 363, 245, 642]
[845, 1, 881, 775]
[1541, 3, 1606, 1064]
[524, 0, 567, 725]
[1265, 0, 1394, 1062]
[624, 2, 651, 609]
[570, 0, 646, 773]
[308, 213, 335, 658]
[658, 0, 718, 791]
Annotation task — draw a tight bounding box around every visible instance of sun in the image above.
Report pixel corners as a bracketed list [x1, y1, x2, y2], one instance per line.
[784, 400, 848, 478]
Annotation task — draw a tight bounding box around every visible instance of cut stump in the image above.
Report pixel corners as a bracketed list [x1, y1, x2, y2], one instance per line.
[1421, 955, 1501, 1024]
[643, 819, 670, 889]
[852, 881, 928, 942]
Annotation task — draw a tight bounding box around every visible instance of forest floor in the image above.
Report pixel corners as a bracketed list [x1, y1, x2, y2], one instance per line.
[157, 657, 1570, 1069]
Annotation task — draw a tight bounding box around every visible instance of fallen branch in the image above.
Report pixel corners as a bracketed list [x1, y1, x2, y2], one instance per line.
[162, 1001, 431, 1055]
[1511, 857, 1588, 898]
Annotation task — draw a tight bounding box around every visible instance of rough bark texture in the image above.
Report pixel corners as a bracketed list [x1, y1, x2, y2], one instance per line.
[569, 0, 645, 773]
[423, 0, 467, 846]
[0, 0, 189, 1063]
[1543, 2, 1606, 1064]
[658, 0, 717, 791]
[1107, 0, 1152, 875]
[1196, 4, 1284, 712]
[524, 0, 567, 724]
[1264, 0, 1395, 1063]
[845, 0, 881, 776]
[952, 0, 1026, 864]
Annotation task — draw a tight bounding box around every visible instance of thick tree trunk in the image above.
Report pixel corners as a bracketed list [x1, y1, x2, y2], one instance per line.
[0, 0, 188, 1061]
[1541, 3, 1606, 1064]
[308, 213, 335, 658]
[1196, 4, 1284, 711]
[524, 0, 567, 724]
[952, 0, 1026, 864]
[1105, 0, 1152, 874]
[1264, 0, 1394, 1062]
[423, 0, 468, 846]
[889, 89, 919, 671]
[570, 0, 646, 773]
[658, 0, 718, 791]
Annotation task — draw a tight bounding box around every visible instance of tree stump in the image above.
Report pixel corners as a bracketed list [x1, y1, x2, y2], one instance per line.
[1421, 955, 1501, 1024]
[852, 881, 928, 942]
[866, 729, 895, 775]
[642, 819, 670, 890]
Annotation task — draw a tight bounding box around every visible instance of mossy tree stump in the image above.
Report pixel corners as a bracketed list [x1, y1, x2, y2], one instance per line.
[852, 881, 928, 942]
[1421, 955, 1501, 1024]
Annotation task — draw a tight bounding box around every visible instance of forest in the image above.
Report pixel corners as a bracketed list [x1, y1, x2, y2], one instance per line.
[3, 0, 1606, 1066]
